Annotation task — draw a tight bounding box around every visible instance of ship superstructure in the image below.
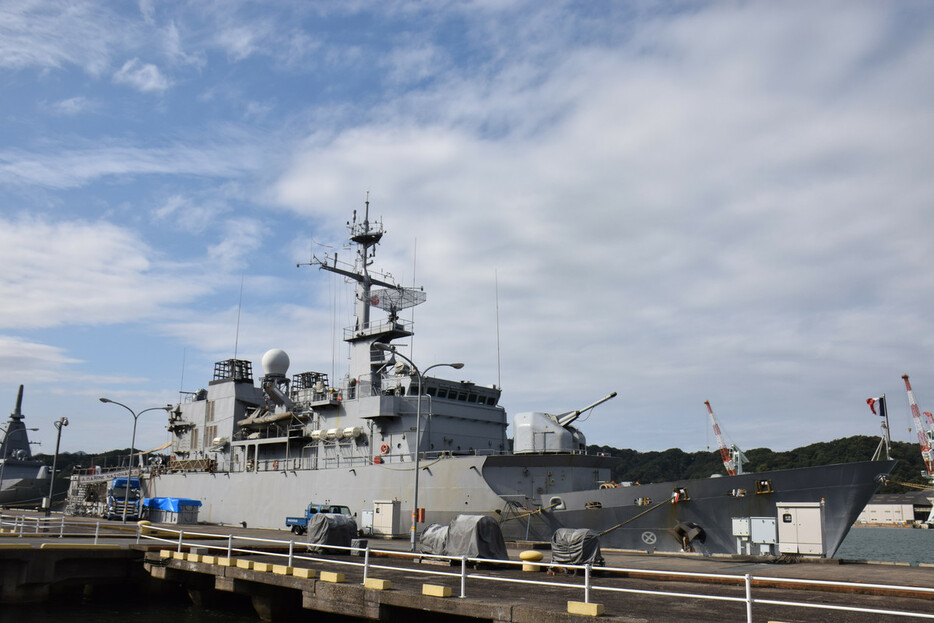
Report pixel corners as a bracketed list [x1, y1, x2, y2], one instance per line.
[70, 201, 893, 557]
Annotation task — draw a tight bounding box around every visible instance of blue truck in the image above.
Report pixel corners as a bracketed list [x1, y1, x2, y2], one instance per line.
[285, 502, 352, 535]
[105, 477, 142, 520]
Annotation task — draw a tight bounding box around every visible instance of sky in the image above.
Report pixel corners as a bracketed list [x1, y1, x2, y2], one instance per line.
[1, 1, 933, 458]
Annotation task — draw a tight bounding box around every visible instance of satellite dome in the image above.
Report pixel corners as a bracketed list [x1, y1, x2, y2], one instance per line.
[262, 349, 290, 377]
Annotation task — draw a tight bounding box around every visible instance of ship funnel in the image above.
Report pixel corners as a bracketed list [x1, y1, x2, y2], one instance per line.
[556, 392, 618, 427]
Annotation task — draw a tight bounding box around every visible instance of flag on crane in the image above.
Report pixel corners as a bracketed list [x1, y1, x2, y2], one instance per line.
[866, 395, 887, 417]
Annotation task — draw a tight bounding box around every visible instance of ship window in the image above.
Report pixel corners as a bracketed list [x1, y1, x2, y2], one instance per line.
[437, 389, 448, 399]
[488, 396, 497, 405]
[427, 387, 436, 396]
[755, 479, 773, 494]
[457, 392, 467, 401]
[782, 513, 793, 523]
[468, 394, 478, 403]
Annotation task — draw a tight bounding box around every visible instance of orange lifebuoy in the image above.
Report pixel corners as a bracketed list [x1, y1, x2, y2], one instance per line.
[373, 456, 383, 465]
[380, 443, 390, 455]
[273, 460, 279, 470]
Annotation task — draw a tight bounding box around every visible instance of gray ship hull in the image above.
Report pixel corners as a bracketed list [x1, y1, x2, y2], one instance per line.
[142, 454, 892, 557]
[0, 460, 49, 507]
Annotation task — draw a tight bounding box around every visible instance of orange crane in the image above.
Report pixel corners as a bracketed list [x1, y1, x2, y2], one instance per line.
[704, 400, 747, 476]
[901, 374, 934, 477]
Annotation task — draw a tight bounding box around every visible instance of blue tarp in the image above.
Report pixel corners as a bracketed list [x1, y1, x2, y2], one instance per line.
[143, 497, 203, 512]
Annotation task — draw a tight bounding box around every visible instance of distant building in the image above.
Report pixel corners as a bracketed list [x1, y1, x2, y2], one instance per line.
[856, 491, 933, 525]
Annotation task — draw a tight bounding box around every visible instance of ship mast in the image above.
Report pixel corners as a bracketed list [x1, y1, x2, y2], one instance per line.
[299, 195, 425, 383]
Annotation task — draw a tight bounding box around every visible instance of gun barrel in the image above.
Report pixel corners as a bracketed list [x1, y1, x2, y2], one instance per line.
[557, 392, 617, 427]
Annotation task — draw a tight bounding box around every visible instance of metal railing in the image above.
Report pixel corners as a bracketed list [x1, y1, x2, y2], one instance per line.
[0, 514, 137, 543]
[132, 524, 934, 622]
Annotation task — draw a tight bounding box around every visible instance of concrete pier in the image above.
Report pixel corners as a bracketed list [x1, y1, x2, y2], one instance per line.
[2, 513, 933, 622]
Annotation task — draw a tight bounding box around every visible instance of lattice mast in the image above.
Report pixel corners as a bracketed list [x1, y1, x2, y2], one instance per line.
[705, 400, 736, 476]
[902, 374, 934, 476]
[300, 194, 425, 381]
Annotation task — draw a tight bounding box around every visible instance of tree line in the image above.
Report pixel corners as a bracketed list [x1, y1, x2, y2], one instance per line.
[588, 435, 929, 493]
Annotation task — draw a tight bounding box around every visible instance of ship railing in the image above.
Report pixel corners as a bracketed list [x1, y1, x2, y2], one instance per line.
[133, 525, 934, 622]
[344, 318, 411, 341]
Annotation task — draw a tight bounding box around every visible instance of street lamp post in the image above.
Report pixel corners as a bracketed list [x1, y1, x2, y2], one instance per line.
[0, 426, 40, 504]
[373, 343, 463, 551]
[44, 417, 69, 516]
[99, 398, 171, 523]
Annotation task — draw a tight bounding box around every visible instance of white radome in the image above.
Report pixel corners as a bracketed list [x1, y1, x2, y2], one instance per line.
[261, 348, 290, 377]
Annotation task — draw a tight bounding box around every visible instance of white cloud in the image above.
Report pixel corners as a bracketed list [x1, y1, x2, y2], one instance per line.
[0, 0, 128, 75]
[0, 137, 267, 189]
[0, 216, 205, 330]
[113, 57, 171, 92]
[45, 96, 99, 116]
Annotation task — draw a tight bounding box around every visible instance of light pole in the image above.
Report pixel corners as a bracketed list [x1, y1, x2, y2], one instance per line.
[44, 417, 68, 516]
[373, 343, 463, 551]
[0, 425, 40, 504]
[99, 398, 172, 523]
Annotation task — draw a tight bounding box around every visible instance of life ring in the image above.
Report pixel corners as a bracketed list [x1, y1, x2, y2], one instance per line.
[373, 456, 383, 465]
[380, 443, 390, 455]
[273, 460, 279, 470]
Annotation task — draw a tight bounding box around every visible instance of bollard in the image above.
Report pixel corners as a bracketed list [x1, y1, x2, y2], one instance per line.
[460, 556, 467, 598]
[59, 517, 65, 539]
[288, 539, 294, 568]
[227, 534, 232, 559]
[177, 529, 184, 553]
[94, 522, 100, 545]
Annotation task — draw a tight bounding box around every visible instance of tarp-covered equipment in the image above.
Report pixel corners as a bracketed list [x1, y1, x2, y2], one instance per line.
[442, 515, 508, 560]
[550, 528, 604, 566]
[306, 513, 358, 552]
[418, 523, 449, 555]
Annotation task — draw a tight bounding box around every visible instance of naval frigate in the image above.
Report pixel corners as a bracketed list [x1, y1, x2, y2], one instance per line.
[98, 202, 891, 556]
[1, 386, 50, 507]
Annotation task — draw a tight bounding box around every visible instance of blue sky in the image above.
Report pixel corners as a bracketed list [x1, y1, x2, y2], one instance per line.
[2, 1, 934, 458]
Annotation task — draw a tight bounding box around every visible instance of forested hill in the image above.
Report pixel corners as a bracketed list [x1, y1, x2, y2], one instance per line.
[588, 435, 929, 493]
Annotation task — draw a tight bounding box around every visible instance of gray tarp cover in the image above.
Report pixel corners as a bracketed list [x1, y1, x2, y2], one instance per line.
[550, 528, 603, 565]
[418, 523, 449, 555]
[442, 515, 509, 560]
[306, 513, 357, 548]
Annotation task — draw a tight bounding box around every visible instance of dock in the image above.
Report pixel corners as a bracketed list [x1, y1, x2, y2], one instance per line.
[2, 512, 933, 622]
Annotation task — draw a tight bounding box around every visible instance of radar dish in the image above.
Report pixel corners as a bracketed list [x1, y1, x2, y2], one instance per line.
[369, 287, 426, 312]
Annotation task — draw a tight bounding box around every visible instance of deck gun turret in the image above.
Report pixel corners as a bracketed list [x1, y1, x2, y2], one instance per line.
[513, 392, 617, 454]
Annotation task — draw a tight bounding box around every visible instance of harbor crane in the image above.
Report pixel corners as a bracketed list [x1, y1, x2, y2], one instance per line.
[901, 374, 934, 480]
[704, 400, 748, 476]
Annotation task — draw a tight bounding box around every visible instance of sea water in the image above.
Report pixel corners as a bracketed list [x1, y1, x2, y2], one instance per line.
[834, 525, 934, 566]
